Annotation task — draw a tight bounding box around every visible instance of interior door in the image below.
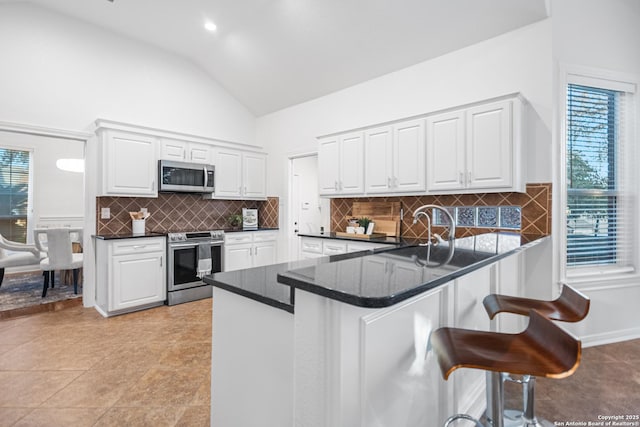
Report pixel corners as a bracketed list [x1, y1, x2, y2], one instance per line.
[290, 155, 323, 260]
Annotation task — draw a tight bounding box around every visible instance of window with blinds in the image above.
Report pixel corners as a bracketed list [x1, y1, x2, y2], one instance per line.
[566, 84, 628, 267]
[0, 148, 30, 243]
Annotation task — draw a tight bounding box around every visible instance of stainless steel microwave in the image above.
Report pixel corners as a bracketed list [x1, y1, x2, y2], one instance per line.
[158, 160, 215, 193]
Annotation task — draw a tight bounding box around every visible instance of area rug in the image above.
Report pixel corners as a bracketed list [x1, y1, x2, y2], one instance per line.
[0, 271, 82, 316]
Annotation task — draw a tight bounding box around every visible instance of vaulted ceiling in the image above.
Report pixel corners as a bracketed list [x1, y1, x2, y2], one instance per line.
[5, 0, 549, 116]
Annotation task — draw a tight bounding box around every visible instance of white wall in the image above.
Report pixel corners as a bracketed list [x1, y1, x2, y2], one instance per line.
[551, 0, 640, 345]
[0, 131, 84, 241]
[0, 2, 256, 145]
[257, 19, 553, 261]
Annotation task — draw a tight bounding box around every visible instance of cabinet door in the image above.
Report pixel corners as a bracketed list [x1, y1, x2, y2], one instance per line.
[318, 136, 341, 195]
[160, 139, 187, 161]
[466, 100, 512, 189]
[243, 152, 267, 199]
[254, 241, 277, 267]
[214, 148, 243, 198]
[188, 142, 212, 164]
[365, 126, 393, 194]
[224, 243, 253, 271]
[394, 119, 426, 192]
[426, 110, 465, 192]
[111, 251, 165, 311]
[105, 131, 157, 196]
[339, 132, 364, 194]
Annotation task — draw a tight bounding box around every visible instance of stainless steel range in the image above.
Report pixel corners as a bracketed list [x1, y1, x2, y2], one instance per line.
[167, 230, 224, 305]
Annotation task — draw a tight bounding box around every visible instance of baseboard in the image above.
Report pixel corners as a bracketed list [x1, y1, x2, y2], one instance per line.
[581, 327, 640, 347]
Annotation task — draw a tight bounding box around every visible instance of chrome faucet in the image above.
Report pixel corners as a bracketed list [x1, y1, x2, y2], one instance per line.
[412, 204, 456, 245]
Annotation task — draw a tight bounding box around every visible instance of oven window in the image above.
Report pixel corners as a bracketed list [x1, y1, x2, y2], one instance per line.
[162, 165, 205, 187]
[173, 246, 199, 285]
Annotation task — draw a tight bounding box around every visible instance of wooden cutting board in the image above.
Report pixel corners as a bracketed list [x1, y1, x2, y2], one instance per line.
[345, 201, 401, 237]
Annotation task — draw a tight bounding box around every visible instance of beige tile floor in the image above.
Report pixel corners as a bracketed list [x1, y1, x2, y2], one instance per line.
[0, 299, 211, 427]
[1, 296, 638, 426]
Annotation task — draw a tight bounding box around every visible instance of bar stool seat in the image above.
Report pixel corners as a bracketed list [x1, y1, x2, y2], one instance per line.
[483, 284, 590, 322]
[430, 310, 581, 427]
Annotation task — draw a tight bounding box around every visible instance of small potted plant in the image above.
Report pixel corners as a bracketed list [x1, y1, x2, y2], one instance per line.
[357, 217, 372, 233]
[228, 214, 243, 230]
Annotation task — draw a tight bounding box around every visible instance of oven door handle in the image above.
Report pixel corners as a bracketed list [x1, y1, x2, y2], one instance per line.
[169, 241, 223, 249]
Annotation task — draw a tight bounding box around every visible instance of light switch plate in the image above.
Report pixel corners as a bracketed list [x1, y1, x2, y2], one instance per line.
[101, 207, 110, 219]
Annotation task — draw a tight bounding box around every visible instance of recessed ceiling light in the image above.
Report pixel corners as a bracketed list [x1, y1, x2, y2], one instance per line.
[204, 21, 217, 32]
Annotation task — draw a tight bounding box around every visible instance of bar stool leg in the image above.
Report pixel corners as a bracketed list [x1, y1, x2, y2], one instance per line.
[486, 373, 528, 427]
[488, 372, 504, 427]
[522, 376, 553, 427]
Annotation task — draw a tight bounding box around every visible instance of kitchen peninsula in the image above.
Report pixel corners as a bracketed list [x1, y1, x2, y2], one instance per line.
[205, 233, 551, 427]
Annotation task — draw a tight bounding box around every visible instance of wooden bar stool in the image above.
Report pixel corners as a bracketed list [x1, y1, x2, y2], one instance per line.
[430, 310, 581, 427]
[482, 285, 590, 426]
[483, 284, 590, 322]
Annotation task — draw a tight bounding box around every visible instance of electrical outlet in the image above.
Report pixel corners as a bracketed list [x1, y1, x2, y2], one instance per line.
[101, 207, 110, 219]
[140, 207, 148, 214]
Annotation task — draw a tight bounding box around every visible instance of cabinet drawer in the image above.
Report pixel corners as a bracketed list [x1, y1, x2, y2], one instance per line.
[301, 239, 323, 254]
[323, 241, 347, 255]
[110, 237, 165, 255]
[225, 233, 253, 244]
[253, 231, 277, 242]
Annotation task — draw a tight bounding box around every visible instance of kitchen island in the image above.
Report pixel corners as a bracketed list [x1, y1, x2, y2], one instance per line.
[205, 232, 551, 427]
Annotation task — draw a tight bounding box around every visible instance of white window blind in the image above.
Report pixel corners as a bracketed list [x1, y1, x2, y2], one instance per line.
[0, 148, 30, 243]
[565, 84, 631, 268]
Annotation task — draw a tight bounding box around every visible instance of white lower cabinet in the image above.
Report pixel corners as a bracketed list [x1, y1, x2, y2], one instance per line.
[224, 231, 277, 271]
[299, 237, 393, 259]
[95, 236, 166, 316]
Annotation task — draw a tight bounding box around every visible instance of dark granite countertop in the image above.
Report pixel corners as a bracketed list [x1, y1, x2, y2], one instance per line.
[280, 233, 547, 308]
[93, 232, 166, 240]
[204, 250, 366, 313]
[206, 232, 548, 311]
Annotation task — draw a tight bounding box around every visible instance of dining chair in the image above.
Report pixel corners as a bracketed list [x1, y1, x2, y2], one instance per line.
[39, 228, 84, 297]
[0, 233, 46, 287]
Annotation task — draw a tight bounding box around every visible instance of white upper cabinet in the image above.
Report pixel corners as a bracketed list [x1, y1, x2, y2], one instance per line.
[426, 95, 525, 194]
[426, 110, 466, 192]
[243, 152, 267, 199]
[318, 136, 341, 195]
[160, 139, 212, 164]
[365, 126, 394, 193]
[99, 129, 158, 197]
[365, 119, 425, 194]
[318, 94, 526, 197]
[210, 148, 267, 200]
[394, 119, 426, 193]
[318, 132, 364, 196]
[466, 100, 513, 189]
[212, 148, 243, 198]
[339, 133, 365, 194]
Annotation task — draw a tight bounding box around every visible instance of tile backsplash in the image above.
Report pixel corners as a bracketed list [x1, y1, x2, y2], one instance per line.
[331, 183, 551, 242]
[97, 194, 279, 235]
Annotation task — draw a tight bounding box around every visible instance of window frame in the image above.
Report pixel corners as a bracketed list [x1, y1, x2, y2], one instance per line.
[558, 65, 639, 285]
